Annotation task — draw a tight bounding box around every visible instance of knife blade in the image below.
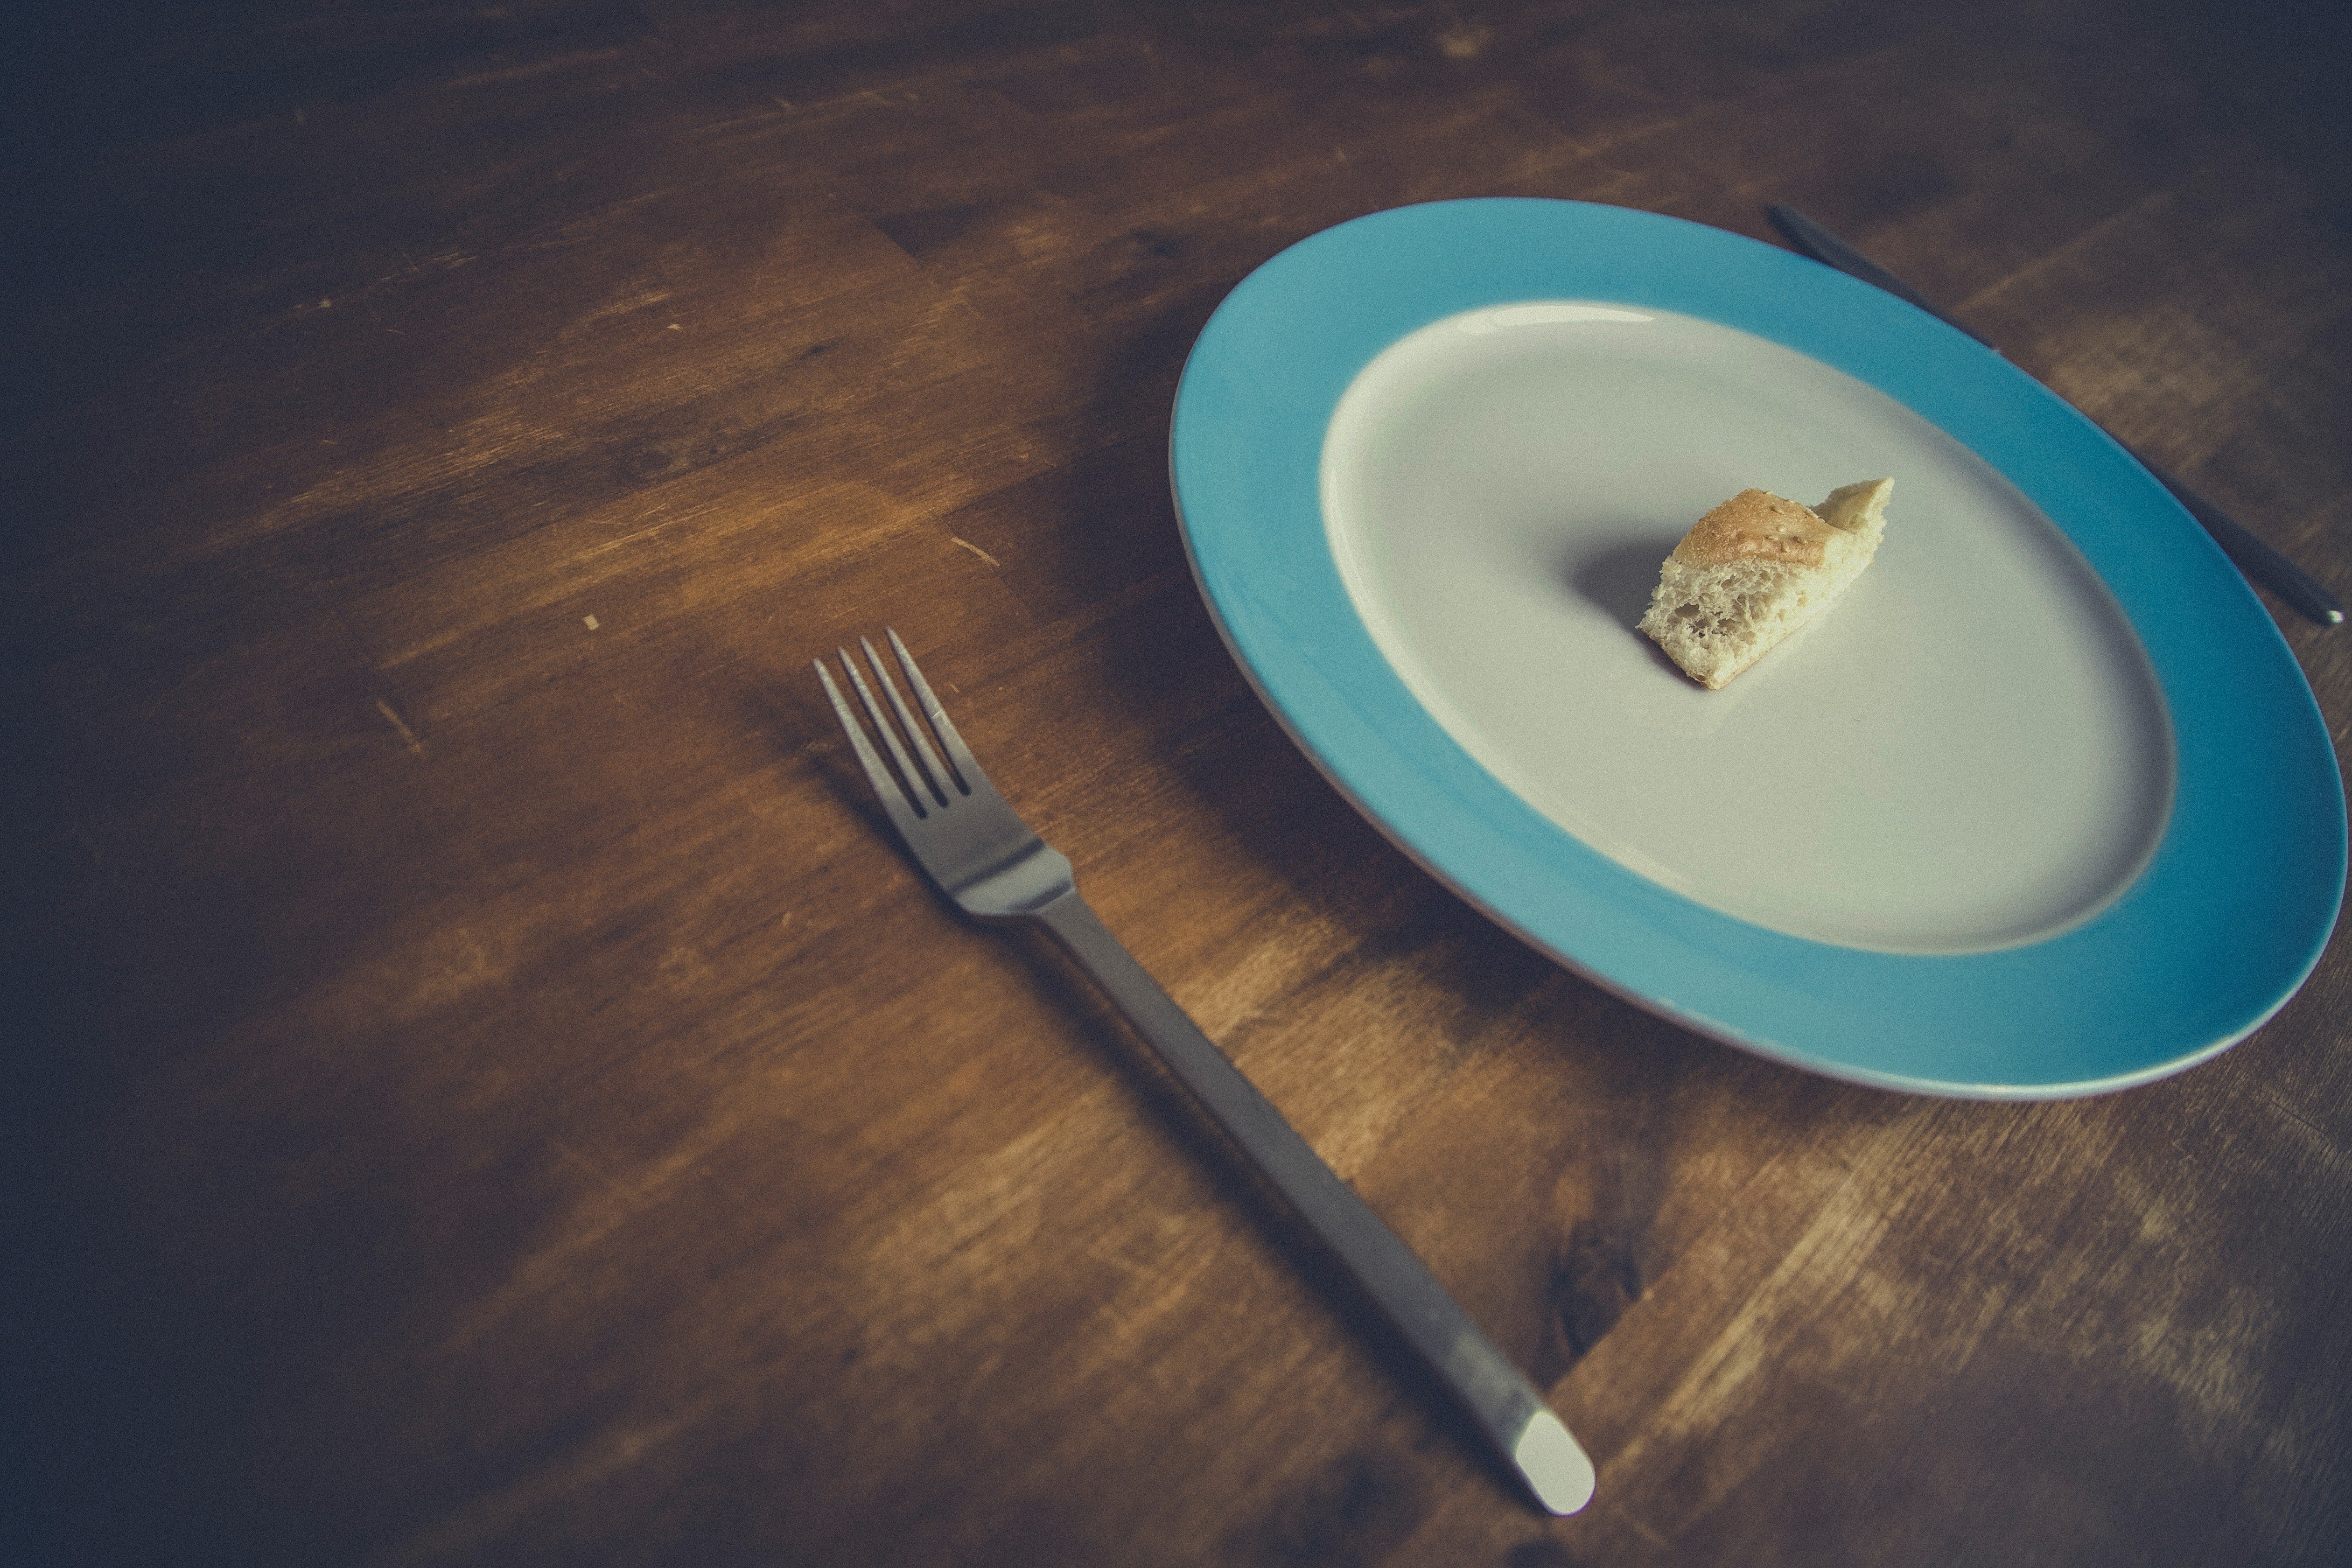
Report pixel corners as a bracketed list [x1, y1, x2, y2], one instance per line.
[1766, 203, 2343, 628]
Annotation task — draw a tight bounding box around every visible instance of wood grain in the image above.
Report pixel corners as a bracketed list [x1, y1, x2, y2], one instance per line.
[5, 3, 2348, 1564]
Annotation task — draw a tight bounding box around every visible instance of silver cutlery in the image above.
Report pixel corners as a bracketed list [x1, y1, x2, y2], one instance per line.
[816, 628, 1595, 1516]
[1767, 202, 2342, 628]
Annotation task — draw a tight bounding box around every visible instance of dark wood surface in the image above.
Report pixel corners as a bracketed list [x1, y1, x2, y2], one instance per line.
[8, 3, 2349, 1564]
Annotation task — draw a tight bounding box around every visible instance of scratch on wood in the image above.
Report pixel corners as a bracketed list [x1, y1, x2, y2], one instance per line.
[361, 1404, 708, 1568]
[375, 698, 425, 754]
[951, 536, 1001, 568]
[550, 1139, 634, 1202]
[1959, 184, 2178, 318]
[444, 45, 633, 93]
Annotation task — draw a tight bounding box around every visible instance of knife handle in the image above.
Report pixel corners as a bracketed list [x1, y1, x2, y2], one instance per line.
[1766, 203, 2342, 629]
[1034, 888, 1596, 1516]
[2127, 450, 2344, 627]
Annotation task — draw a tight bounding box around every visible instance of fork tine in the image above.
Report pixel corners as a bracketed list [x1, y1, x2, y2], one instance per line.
[886, 627, 985, 794]
[815, 657, 927, 830]
[862, 636, 954, 807]
[837, 646, 932, 818]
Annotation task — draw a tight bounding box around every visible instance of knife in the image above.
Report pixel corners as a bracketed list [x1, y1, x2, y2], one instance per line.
[1766, 203, 2343, 628]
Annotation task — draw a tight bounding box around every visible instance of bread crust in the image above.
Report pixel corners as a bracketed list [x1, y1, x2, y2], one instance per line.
[1671, 488, 1839, 569]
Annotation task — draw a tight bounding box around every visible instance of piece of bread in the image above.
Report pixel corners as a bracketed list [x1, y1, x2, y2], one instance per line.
[1635, 479, 1893, 689]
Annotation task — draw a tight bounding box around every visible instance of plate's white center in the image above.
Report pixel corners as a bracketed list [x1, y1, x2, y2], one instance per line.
[1320, 303, 2175, 954]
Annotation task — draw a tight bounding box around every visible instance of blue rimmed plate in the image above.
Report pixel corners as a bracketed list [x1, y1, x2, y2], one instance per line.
[1170, 198, 2343, 1097]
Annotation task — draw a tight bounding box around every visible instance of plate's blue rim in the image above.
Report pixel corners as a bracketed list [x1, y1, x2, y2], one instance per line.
[1168, 198, 2346, 1099]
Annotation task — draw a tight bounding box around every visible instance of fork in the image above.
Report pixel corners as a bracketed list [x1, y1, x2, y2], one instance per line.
[816, 629, 1595, 1516]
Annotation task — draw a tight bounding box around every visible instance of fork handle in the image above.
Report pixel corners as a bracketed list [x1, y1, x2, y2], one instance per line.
[1033, 890, 1595, 1515]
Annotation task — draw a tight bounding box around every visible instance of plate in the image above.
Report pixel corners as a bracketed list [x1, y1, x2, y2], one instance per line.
[1169, 199, 2344, 1097]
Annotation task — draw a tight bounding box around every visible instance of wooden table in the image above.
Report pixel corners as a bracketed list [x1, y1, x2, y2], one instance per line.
[8, 3, 2349, 1563]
